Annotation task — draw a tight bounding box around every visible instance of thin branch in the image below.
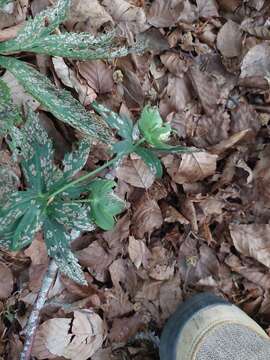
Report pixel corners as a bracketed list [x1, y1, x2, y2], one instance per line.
[20, 260, 58, 360]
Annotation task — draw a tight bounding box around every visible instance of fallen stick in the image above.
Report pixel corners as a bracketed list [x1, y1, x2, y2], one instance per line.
[20, 260, 58, 360]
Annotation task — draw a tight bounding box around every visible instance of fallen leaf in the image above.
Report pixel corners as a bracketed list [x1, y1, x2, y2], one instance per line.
[149, 264, 175, 281]
[109, 313, 146, 342]
[109, 258, 138, 296]
[53, 57, 96, 105]
[103, 214, 131, 255]
[0, 263, 13, 300]
[102, 0, 147, 34]
[165, 74, 193, 112]
[160, 52, 190, 76]
[33, 310, 106, 360]
[132, 197, 163, 238]
[159, 276, 182, 320]
[230, 224, 270, 268]
[164, 205, 189, 225]
[116, 157, 155, 189]
[77, 61, 114, 95]
[76, 241, 113, 282]
[148, 0, 185, 28]
[216, 20, 242, 58]
[128, 236, 151, 269]
[163, 152, 218, 184]
[197, 0, 219, 18]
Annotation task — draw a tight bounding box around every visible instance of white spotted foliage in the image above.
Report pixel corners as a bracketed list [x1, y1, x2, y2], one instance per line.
[0, 110, 95, 284]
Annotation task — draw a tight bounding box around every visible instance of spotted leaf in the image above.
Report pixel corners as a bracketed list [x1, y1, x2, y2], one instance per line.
[63, 139, 91, 179]
[43, 218, 86, 285]
[0, 56, 112, 142]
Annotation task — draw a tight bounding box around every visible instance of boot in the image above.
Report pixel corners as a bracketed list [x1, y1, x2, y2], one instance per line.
[160, 292, 270, 360]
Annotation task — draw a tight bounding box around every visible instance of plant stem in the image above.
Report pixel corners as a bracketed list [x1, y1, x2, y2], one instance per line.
[20, 260, 58, 360]
[48, 157, 117, 201]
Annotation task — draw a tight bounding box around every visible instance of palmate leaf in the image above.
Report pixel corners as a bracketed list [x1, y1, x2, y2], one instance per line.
[0, 78, 22, 137]
[135, 146, 163, 178]
[88, 179, 125, 231]
[0, 0, 11, 10]
[0, 56, 111, 142]
[63, 139, 91, 179]
[44, 217, 86, 285]
[138, 106, 171, 148]
[0, 0, 70, 53]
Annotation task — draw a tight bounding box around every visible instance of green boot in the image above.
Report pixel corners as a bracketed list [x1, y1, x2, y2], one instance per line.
[160, 293, 270, 360]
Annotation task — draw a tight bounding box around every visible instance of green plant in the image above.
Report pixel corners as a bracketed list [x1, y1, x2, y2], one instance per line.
[0, 94, 194, 284]
[0, 0, 142, 141]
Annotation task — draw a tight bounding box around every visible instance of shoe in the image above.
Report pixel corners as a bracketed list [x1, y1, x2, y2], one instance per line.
[160, 292, 270, 360]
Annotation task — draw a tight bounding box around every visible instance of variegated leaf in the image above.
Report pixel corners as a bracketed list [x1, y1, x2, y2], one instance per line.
[63, 139, 91, 178]
[50, 201, 95, 232]
[0, 0, 70, 53]
[0, 56, 112, 142]
[0, 0, 11, 10]
[43, 218, 86, 285]
[0, 78, 22, 138]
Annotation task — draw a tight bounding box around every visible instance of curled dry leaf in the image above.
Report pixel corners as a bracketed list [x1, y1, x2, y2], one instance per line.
[0, 263, 13, 300]
[109, 313, 146, 342]
[102, 0, 147, 34]
[116, 156, 155, 189]
[216, 20, 242, 58]
[69, 0, 113, 31]
[33, 310, 106, 360]
[128, 236, 151, 269]
[163, 152, 218, 184]
[132, 197, 163, 238]
[77, 61, 114, 95]
[53, 57, 96, 105]
[230, 224, 270, 268]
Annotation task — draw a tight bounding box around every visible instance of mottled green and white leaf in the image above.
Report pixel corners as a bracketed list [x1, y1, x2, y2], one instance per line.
[50, 201, 94, 231]
[0, 56, 111, 142]
[44, 218, 86, 284]
[63, 139, 91, 178]
[0, 0, 70, 53]
[135, 146, 163, 178]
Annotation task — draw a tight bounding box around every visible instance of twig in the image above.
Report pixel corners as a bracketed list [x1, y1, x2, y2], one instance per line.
[20, 260, 58, 360]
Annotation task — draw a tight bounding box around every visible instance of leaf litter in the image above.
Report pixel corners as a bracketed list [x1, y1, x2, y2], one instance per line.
[2, 0, 270, 359]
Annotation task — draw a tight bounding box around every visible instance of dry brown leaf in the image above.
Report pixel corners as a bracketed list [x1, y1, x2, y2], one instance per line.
[197, 0, 219, 18]
[240, 43, 270, 89]
[132, 198, 163, 238]
[163, 152, 217, 184]
[159, 276, 182, 320]
[109, 258, 138, 296]
[68, 0, 113, 31]
[216, 20, 242, 58]
[148, 0, 185, 28]
[164, 205, 189, 225]
[109, 313, 146, 342]
[0, 263, 13, 300]
[53, 57, 96, 105]
[128, 236, 151, 269]
[208, 129, 253, 155]
[77, 61, 114, 95]
[103, 214, 131, 255]
[230, 100, 260, 134]
[76, 241, 113, 282]
[230, 225, 270, 268]
[160, 52, 190, 76]
[254, 146, 270, 205]
[33, 310, 106, 360]
[149, 264, 175, 281]
[102, 0, 147, 34]
[116, 157, 155, 189]
[165, 74, 193, 112]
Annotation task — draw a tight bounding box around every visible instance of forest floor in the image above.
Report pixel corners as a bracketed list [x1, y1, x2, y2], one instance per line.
[1, 0, 270, 359]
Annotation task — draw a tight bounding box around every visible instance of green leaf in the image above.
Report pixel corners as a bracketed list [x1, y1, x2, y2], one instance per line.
[138, 106, 172, 148]
[92, 101, 133, 140]
[0, 0, 70, 53]
[0, 0, 11, 10]
[18, 109, 55, 192]
[88, 179, 125, 231]
[149, 145, 199, 153]
[49, 201, 95, 232]
[112, 139, 135, 157]
[0, 56, 111, 142]
[0, 78, 22, 138]
[0, 190, 40, 248]
[43, 218, 86, 285]
[135, 146, 163, 178]
[62, 139, 91, 179]
[18, 33, 131, 60]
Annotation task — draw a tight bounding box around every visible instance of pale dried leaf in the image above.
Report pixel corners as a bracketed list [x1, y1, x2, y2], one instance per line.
[0, 263, 13, 299]
[197, 0, 219, 18]
[116, 157, 155, 189]
[132, 198, 163, 238]
[216, 20, 242, 58]
[164, 205, 189, 225]
[77, 61, 114, 94]
[230, 224, 270, 268]
[148, 0, 185, 28]
[149, 264, 175, 281]
[128, 236, 151, 269]
[163, 152, 217, 184]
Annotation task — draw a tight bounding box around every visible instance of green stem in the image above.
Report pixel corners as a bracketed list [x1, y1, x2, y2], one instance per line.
[48, 157, 117, 201]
